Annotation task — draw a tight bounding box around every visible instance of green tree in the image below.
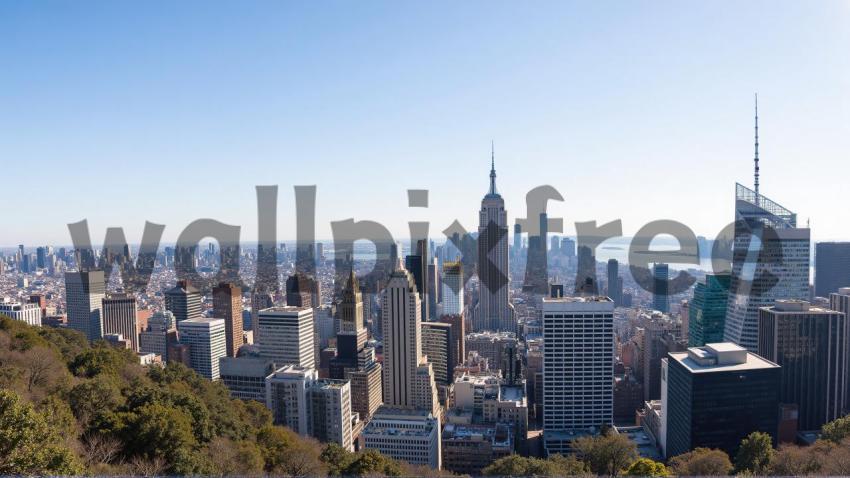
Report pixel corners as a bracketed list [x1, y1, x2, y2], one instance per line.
[345, 449, 404, 477]
[256, 425, 326, 476]
[735, 431, 775, 474]
[625, 457, 669, 476]
[204, 436, 264, 476]
[668, 447, 733, 476]
[572, 432, 639, 476]
[823, 415, 850, 443]
[321, 442, 356, 476]
[70, 345, 134, 378]
[482, 454, 534, 476]
[0, 389, 81, 475]
[123, 402, 199, 474]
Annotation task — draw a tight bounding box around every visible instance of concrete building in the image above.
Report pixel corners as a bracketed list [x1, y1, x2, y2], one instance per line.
[662, 343, 780, 458]
[309, 379, 355, 451]
[361, 407, 441, 469]
[177, 317, 227, 380]
[381, 267, 439, 415]
[0, 298, 42, 326]
[758, 300, 847, 431]
[542, 296, 614, 456]
[139, 311, 177, 362]
[102, 293, 139, 351]
[441, 423, 512, 475]
[65, 270, 105, 340]
[257, 306, 316, 369]
[465, 331, 518, 378]
[265, 365, 317, 433]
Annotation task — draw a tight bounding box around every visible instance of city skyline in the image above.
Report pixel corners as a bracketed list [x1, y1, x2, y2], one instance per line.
[2, 1, 849, 245]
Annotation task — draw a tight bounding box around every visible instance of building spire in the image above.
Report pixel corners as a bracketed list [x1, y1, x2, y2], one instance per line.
[754, 93, 760, 202]
[489, 140, 497, 195]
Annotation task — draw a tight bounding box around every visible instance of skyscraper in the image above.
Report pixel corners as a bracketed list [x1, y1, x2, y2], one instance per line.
[474, 145, 515, 333]
[815, 242, 850, 297]
[102, 293, 139, 351]
[422, 321, 453, 386]
[758, 300, 847, 431]
[257, 306, 316, 369]
[177, 317, 227, 380]
[286, 272, 315, 308]
[724, 100, 811, 351]
[65, 270, 106, 341]
[165, 280, 202, 324]
[607, 259, 621, 306]
[213, 282, 243, 357]
[441, 261, 464, 316]
[541, 296, 614, 456]
[652, 263, 669, 313]
[381, 266, 439, 414]
[689, 273, 731, 347]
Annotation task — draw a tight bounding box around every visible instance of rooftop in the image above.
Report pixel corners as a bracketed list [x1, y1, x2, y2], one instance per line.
[669, 342, 779, 373]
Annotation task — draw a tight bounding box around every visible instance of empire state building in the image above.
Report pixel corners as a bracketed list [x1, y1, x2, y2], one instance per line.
[473, 145, 516, 333]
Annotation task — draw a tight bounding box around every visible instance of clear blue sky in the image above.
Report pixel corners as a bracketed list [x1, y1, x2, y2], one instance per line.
[2, 1, 848, 246]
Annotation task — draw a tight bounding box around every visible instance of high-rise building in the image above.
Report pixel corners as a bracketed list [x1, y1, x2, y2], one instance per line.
[265, 365, 317, 432]
[474, 147, 515, 333]
[422, 321, 453, 386]
[575, 245, 598, 295]
[831, 288, 850, 411]
[102, 293, 139, 351]
[652, 263, 669, 313]
[265, 365, 354, 451]
[689, 274, 731, 347]
[661, 343, 780, 458]
[724, 103, 810, 351]
[441, 261, 464, 316]
[65, 270, 106, 340]
[165, 280, 202, 324]
[257, 306, 316, 369]
[815, 242, 850, 297]
[213, 282, 243, 357]
[178, 317, 227, 380]
[561, 237, 576, 258]
[285, 273, 315, 308]
[308, 379, 355, 451]
[438, 313, 465, 370]
[361, 408, 441, 469]
[541, 296, 614, 456]
[139, 311, 178, 361]
[404, 239, 430, 321]
[381, 266, 439, 414]
[607, 259, 622, 306]
[759, 300, 847, 431]
[0, 298, 42, 326]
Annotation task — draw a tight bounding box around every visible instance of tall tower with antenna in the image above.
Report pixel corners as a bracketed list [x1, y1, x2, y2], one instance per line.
[754, 93, 760, 205]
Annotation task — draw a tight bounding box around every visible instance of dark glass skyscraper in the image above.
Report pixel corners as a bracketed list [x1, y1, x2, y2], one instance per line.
[758, 300, 847, 431]
[815, 242, 850, 297]
[688, 274, 731, 347]
[652, 263, 669, 313]
[607, 259, 621, 306]
[662, 343, 780, 459]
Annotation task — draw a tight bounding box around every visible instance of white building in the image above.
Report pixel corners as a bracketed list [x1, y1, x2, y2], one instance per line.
[542, 296, 614, 456]
[309, 379, 355, 452]
[0, 298, 41, 326]
[265, 364, 317, 434]
[257, 306, 316, 369]
[177, 317, 227, 380]
[361, 407, 441, 469]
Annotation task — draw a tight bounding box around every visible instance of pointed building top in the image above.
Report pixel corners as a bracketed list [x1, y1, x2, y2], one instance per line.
[754, 93, 760, 201]
[488, 140, 499, 197]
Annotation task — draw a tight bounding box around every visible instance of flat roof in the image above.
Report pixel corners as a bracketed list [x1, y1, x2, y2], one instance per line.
[669, 349, 779, 373]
